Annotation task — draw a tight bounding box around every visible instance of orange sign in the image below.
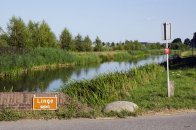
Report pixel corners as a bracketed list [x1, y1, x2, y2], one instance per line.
[33, 96, 57, 110]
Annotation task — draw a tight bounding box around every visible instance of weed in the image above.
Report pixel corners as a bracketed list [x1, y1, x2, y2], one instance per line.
[0, 109, 22, 121]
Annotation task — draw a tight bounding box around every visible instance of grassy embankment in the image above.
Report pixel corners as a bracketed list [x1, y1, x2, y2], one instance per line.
[1, 64, 195, 120]
[74, 49, 165, 61]
[180, 49, 196, 57]
[61, 64, 196, 113]
[0, 48, 100, 78]
[0, 48, 164, 78]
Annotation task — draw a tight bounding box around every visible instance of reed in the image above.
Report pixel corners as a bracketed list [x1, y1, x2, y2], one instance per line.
[61, 64, 164, 108]
[61, 64, 196, 111]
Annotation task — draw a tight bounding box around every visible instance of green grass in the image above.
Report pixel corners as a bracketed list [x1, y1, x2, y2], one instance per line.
[180, 49, 196, 57]
[61, 64, 196, 114]
[128, 67, 196, 111]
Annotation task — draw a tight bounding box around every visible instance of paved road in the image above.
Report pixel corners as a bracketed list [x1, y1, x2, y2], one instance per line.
[0, 112, 195, 130]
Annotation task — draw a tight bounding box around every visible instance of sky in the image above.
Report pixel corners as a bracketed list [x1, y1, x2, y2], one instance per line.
[0, 0, 196, 43]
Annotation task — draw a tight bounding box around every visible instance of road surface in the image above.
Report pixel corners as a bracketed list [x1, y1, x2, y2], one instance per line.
[0, 112, 195, 130]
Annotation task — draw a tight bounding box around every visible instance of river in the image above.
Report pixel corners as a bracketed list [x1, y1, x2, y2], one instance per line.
[0, 55, 166, 92]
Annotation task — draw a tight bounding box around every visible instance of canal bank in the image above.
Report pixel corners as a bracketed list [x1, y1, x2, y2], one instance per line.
[0, 64, 195, 121]
[0, 55, 166, 92]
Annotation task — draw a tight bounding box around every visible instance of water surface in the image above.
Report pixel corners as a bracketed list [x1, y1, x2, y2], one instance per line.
[0, 55, 166, 92]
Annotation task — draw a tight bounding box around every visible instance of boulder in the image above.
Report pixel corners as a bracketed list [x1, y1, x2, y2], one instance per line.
[103, 101, 138, 113]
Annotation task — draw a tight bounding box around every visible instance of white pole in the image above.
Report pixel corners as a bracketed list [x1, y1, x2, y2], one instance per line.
[166, 40, 170, 97]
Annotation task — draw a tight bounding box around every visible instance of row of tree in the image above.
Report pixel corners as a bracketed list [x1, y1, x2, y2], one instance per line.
[0, 16, 157, 51]
[0, 16, 195, 52]
[169, 33, 196, 50]
[0, 17, 57, 48]
[0, 17, 101, 51]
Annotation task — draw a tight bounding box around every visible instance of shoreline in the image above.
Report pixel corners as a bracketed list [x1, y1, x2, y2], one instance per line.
[0, 63, 75, 79]
[0, 50, 163, 79]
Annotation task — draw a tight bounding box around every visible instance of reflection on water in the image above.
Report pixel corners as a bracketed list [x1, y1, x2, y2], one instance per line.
[0, 55, 166, 92]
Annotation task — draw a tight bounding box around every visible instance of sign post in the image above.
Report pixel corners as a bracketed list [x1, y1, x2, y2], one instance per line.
[33, 95, 57, 110]
[162, 22, 171, 97]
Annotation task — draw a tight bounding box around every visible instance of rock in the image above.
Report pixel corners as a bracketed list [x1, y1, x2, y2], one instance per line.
[103, 101, 138, 113]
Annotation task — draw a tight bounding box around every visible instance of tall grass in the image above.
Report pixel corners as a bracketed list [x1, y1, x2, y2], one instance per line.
[61, 64, 196, 112]
[0, 49, 165, 78]
[97, 51, 132, 61]
[0, 48, 101, 76]
[61, 64, 164, 107]
[0, 48, 74, 72]
[75, 50, 163, 62]
[71, 52, 101, 65]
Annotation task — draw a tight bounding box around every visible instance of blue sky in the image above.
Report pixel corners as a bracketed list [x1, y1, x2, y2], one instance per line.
[0, 0, 196, 43]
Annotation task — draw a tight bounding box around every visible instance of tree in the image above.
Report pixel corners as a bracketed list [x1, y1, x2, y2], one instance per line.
[190, 32, 196, 56]
[94, 36, 103, 51]
[184, 38, 191, 46]
[37, 21, 57, 47]
[60, 28, 74, 51]
[172, 38, 182, 43]
[7, 16, 32, 48]
[102, 42, 106, 46]
[125, 40, 142, 50]
[115, 43, 124, 50]
[190, 32, 196, 48]
[146, 42, 162, 49]
[28, 20, 40, 48]
[132, 40, 142, 50]
[125, 40, 129, 45]
[28, 20, 58, 48]
[74, 34, 84, 51]
[83, 35, 93, 51]
[106, 42, 110, 46]
[0, 27, 9, 47]
[170, 38, 189, 50]
[111, 42, 115, 47]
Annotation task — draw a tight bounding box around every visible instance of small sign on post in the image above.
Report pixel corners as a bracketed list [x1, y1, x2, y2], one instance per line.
[162, 22, 172, 97]
[164, 48, 170, 54]
[33, 95, 57, 110]
[162, 23, 171, 40]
